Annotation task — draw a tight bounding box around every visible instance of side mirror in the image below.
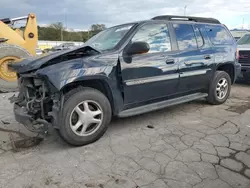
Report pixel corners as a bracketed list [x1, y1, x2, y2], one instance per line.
[126, 41, 150, 56]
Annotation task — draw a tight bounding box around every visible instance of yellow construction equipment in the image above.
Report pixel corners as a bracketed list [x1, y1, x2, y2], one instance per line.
[0, 13, 38, 92]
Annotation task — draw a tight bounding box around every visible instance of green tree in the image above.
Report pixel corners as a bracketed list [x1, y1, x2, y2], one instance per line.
[88, 24, 106, 39]
[50, 22, 64, 30]
[90, 24, 106, 31]
[37, 23, 106, 42]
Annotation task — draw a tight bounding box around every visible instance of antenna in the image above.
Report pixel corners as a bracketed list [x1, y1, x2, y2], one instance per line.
[184, 6, 187, 16]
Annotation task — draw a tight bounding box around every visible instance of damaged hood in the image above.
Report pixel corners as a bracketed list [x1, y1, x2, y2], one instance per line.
[9, 45, 101, 73]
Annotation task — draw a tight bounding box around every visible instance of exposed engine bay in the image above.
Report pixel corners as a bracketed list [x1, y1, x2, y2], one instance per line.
[10, 75, 55, 133]
[8, 45, 116, 139]
[18, 77, 51, 119]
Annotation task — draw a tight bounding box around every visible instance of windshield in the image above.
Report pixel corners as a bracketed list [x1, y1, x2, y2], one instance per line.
[237, 34, 250, 45]
[84, 24, 134, 51]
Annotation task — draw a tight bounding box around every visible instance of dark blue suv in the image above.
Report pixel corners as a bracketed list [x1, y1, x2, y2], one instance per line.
[10, 15, 241, 146]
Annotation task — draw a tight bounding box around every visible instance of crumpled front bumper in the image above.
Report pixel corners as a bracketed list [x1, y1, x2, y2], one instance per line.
[13, 103, 51, 133]
[13, 103, 35, 127]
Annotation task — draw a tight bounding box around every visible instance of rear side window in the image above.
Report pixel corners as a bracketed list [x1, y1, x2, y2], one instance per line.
[173, 24, 198, 51]
[206, 25, 233, 45]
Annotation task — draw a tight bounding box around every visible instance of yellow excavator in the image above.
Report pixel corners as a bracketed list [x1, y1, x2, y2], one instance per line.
[0, 13, 38, 92]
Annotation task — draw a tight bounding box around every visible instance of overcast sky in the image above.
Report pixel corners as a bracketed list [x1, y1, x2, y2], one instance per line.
[1, 0, 250, 30]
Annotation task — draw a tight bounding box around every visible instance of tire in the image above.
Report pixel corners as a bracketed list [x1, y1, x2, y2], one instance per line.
[0, 44, 31, 92]
[59, 87, 112, 146]
[207, 71, 231, 105]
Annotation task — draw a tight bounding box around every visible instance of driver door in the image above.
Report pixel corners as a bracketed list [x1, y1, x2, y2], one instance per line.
[119, 23, 180, 106]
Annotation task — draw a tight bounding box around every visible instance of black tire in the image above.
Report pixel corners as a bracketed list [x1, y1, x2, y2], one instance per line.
[0, 44, 31, 92]
[59, 87, 112, 146]
[207, 71, 231, 105]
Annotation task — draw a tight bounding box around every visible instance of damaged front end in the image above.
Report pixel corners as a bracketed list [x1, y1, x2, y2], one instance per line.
[8, 45, 112, 137]
[9, 74, 61, 135]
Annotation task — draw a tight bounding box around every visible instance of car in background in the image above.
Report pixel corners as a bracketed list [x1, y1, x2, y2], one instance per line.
[51, 42, 76, 51]
[36, 48, 43, 56]
[234, 37, 241, 41]
[237, 34, 250, 80]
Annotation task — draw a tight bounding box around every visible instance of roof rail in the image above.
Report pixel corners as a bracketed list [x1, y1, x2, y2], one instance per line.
[151, 15, 220, 24]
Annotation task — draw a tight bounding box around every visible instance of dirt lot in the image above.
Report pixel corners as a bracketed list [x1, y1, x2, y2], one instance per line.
[0, 83, 250, 188]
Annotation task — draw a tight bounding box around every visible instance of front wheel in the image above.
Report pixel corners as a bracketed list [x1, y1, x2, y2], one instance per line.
[59, 87, 112, 146]
[207, 71, 231, 105]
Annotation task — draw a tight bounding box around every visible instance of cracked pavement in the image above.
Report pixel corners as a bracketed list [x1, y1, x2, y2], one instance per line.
[0, 83, 250, 188]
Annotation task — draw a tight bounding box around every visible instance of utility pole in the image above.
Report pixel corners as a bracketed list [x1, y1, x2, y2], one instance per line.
[61, 8, 67, 41]
[242, 18, 245, 29]
[65, 10, 67, 31]
[184, 6, 187, 16]
[61, 28, 63, 41]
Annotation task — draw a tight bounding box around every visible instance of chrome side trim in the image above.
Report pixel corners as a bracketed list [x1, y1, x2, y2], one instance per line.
[180, 69, 211, 78]
[125, 73, 179, 86]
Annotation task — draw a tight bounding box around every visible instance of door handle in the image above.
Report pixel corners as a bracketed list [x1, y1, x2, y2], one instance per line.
[204, 55, 211, 60]
[166, 59, 175, 64]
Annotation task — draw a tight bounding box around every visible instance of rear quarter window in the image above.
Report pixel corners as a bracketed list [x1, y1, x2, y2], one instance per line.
[206, 25, 233, 45]
[173, 24, 198, 51]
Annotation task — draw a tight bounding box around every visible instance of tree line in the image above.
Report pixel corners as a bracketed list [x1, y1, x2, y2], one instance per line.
[37, 22, 106, 42]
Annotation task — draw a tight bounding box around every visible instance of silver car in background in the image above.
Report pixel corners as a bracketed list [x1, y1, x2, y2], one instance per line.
[237, 34, 250, 80]
[36, 48, 43, 56]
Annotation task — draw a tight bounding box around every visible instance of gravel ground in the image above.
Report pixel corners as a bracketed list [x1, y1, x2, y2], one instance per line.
[0, 83, 250, 188]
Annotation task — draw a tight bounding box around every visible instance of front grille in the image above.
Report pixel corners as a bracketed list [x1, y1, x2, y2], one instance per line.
[239, 50, 250, 66]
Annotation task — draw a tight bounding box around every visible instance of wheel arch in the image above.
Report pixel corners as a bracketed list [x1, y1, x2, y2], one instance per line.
[216, 62, 235, 84]
[60, 76, 123, 115]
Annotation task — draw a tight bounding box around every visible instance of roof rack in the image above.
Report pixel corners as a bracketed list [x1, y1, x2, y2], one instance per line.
[151, 15, 220, 24]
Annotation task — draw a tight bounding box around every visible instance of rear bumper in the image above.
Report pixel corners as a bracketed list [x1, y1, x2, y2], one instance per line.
[241, 66, 250, 72]
[235, 63, 242, 82]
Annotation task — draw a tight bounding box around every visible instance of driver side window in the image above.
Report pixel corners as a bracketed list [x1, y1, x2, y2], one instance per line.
[131, 23, 172, 53]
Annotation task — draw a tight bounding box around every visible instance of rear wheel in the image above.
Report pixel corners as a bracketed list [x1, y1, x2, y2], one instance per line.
[59, 87, 112, 146]
[0, 44, 31, 92]
[207, 71, 231, 105]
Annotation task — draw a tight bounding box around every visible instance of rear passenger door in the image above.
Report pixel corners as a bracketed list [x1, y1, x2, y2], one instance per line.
[204, 24, 236, 67]
[173, 23, 213, 94]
